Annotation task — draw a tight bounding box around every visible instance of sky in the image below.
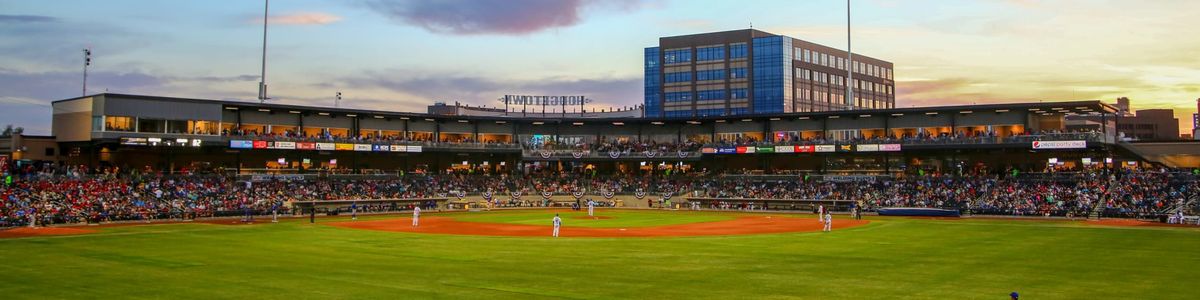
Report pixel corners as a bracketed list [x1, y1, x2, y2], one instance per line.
[1, 0, 1198, 135]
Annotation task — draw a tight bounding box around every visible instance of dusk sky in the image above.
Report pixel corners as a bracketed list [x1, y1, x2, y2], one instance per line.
[2, 0, 1198, 135]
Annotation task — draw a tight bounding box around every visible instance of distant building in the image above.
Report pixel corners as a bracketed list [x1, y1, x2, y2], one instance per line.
[427, 101, 643, 118]
[1068, 97, 1180, 141]
[644, 29, 894, 118]
[0, 134, 59, 164]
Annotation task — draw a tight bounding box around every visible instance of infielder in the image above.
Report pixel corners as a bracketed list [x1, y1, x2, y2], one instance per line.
[823, 212, 832, 232]
[817, 204, 825, 222]
[587, 199, 595, 217]
[552, 213, 562, 237]
[412, 206, 421, 227]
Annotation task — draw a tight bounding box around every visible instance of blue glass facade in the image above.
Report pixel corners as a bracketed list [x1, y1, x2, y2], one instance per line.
[646, 30, 888, 118]
[751, 36, 791, 114]
[643, 47, 661, 117]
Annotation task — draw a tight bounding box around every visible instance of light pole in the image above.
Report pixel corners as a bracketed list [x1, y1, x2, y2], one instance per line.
[82, 48, 91, 96]
[846, 0, 854, 110]
[258, 0, 270, 103]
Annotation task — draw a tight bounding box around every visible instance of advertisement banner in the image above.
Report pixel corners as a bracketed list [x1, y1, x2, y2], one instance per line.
[856, 144, 879, 152]
[837, 145, 854, 152]
[296, 142, 316, 150]
[1031, 140, 1087, 149]
[229, 140, 253, 149]
[774, 146, 794, 153]
[353, 144, 372, 151]
[334, 143, 354, 151]
[372, 144, 389, 152]
[814, 145, 836, 153]
[701, 147, 717, 154]
[252, 141, 268, 149]
[273, 141, 296, 150]
[756, 146, 775, 153]
[880, 144, 902, 152]
[120, 137, 149, 146]
[316, 143, 336, 151]
[390, 145, 407, 152]
[736, 146, 755, 154]
[795, 145, 815, 153]
[406, 145, 423, 153]
[717, 147, 737, 154]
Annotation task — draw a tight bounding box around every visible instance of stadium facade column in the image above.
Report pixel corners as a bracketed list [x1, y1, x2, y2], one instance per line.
[472, 121, 479, 142]
[675, 123, 682, 143]
[433, 120, 440, 143]
[636, 123, 643, 142]
[296, 113, 303, 135]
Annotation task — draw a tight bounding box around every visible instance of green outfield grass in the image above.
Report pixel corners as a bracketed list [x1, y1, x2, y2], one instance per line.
[452, 209, 735, 228]
[1, 210, 1198, 299]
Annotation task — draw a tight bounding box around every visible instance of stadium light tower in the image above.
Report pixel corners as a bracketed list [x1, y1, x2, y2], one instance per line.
[258, 0, 270, 103]
[82, 48, 91, 96]
[846, 0, 854, 110]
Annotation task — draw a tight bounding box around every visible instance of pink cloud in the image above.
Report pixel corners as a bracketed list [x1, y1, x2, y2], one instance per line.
[249, 12, 342, 26]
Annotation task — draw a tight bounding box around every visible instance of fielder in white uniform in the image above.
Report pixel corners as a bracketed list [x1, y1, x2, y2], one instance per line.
[587, 199, 595, 217]
[552, 213, 562, 237]
[823, 212, 832, 232]
[818, 205, 825, 222]
[412, 206, 421, 227]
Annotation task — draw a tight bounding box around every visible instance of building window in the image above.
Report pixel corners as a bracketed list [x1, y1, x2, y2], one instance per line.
[696, 69, 726, 81]
[665, 71, 692, 83]
[664, 49, 692, 64]
[137, 118, 165, 133]
[696, 46, 725, 61]
[731, 88, 748, 99]
[45, 148, 55, 156]
[730, 44, 748, 59]
[105, 116, 134, 132]
[665, 92, 692, 102]
[729, 68, 747, 79]
[697, 89, 727, 101]
[166, 120, 188, 134]
[92, 116, 103, 132]
[189, 120, 220, 135]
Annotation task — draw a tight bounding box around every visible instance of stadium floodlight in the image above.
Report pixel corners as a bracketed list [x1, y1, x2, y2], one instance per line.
[458, 120, 470, 123]
[858, 114, 871, 118]
[318, 112, 330, 116]
[612, 122, 625, 126]
[995, 109, 1010, 113]
[769, 117, 781, 121]
[890, 113, 904, 116]
[686, 120, 701, 124]
[258, 0, 271, 103]
[959, 111, 973, 114]
[572, 122, 584, 126]
[373, 115, 384, 119]
[925, 112, 938, 115]
[82, 48, 91, 96]
[257, 108, 271, 112]
[345, 114, 357, 117]
[797, 116, 810, 120]
[829, 116, 840, 119]
[288, 110, 301, 114]
[423, 118, 434, 121]
[651, 121, 665, 125]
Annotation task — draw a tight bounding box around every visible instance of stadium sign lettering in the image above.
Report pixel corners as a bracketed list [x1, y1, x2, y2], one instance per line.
[774, 146, 794, 153]
[372, 144, 388, 152]
[857, 144, 879, 152]
[406, 146, 423, 153]
[717, 147, 737, 154]
[736, 146, 755, 154]
[253, 141, 269, 149]
[390, 145, 407, 152]
[880, 144, 902, 151]
[296, 142, 316, 150]
[796, 145, 816, 153]
[353, 144, 372, 151]
[273, 141, 296, 150]
[501, 95, 590, 106]
[814, 145, 836, 152]
[316, 143, 336, 151]
[1031, 140, 1087, 149]
[701, 147, 717, 154]
[334, 143, 354, 151]
[756, 147, 775, 153]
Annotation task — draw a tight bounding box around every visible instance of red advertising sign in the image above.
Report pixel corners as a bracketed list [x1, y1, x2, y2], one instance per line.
[296, 142, 317, 150]
[795, 145, 815, 153]
[252, 140, 268, 149]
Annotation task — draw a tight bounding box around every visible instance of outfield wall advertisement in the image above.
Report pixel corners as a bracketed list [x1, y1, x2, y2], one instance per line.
[1031, 140, 1087, 149]
[228, 140, 423, 153]
[700, 144, 900, 154]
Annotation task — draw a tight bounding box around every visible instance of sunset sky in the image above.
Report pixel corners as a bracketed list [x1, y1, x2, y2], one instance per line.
[2, 0, 1197, 135]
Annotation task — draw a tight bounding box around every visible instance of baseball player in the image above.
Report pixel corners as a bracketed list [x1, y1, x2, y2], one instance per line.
[412, 206, 421, 227]
[587, 198, 595, 217]
[552, 213, 562, 237]
[817, 204, 825, 222]
[823, 212, 832, 232]
[351, 201, 358, 220]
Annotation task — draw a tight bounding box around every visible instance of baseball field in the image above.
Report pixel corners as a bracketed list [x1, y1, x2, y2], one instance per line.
[1, 209, 1198, 299]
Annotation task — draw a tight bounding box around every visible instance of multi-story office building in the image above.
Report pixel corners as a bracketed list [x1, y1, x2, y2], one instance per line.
[644, 29, 894, 118]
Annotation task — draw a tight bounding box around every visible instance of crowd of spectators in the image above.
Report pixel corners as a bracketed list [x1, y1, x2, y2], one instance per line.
[2, 165, 1196, 227]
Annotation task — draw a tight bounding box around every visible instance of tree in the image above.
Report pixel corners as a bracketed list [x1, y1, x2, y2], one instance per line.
[1, 124, 23, 137]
